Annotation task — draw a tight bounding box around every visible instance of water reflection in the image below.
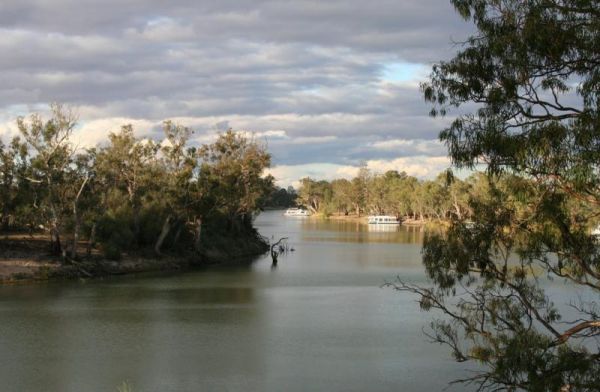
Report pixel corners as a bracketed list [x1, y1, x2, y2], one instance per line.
[0, 211, 468, 392]
[366, 223, 400, 232]
[297, 218, 424, 244]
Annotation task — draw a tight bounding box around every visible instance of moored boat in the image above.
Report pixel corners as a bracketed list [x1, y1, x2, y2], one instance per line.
[284, 208, 311, 217]
[367, 215, 400, 225]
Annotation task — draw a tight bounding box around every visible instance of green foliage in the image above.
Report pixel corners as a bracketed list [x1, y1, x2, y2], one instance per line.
[197, 130, 274, 229]
[297, 177, 333, 215]
[96, 214, 134, 260]
[0, 107, 274, 260]
[14, 103, 78, 255]
[264, 186, 297, 208]
[406, 1, 600, 390]
[295, 168, 479, 221]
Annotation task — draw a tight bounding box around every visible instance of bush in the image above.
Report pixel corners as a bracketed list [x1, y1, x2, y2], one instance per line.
[96, 214, 134, 260]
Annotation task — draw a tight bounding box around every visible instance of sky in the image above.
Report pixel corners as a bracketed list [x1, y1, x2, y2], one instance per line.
[0, 0, 473, 187]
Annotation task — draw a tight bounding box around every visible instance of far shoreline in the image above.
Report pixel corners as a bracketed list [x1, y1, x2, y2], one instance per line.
[276, 210, 431, 226]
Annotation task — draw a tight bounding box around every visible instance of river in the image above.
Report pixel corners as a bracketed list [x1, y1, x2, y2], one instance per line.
[1, 211, 474, 391]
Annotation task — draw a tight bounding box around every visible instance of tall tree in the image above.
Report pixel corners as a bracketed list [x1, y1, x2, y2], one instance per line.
[351, 165, 371, 217]
[18, 104, 77, 256]
[395, 1, 600, 390]
[330, 179, 353, 215]
[198, 130, 273, 231]
[154, 121, 196, 254]
[0, 137, 29, 232]
[96, 125, 159, 245]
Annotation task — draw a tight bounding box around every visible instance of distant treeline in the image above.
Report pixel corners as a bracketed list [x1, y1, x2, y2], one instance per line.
[296, 167, 543, 221]
[0, 104, 274, 261]
[263, 186, 297, 208]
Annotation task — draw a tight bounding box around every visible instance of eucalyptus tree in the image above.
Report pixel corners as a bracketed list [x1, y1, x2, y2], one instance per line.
[350, 165, 371, 216]
[445, 171, 472, 220]
[67, 152, 95, 259]
[264, 186, 297, 209]
[392, 173, 419, 219]
[17, 104, 78, 256]
[330, 178, 353, 215]
[378, 170, 404, 217]
[392, 1, 600, 390]
[154, 121, 197, 254]
[95, 124, 160, 245]
[0, 137, 29, 231]
[368, 174, 391, 215]
[297, 177, 331, 214]
[198, 130, 273, 231]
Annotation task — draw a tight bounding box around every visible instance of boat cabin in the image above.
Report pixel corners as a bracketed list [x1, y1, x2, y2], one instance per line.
[367, 215, 399, 225]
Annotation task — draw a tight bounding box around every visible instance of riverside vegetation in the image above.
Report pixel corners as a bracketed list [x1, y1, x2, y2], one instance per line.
[0, 105, 274, 282]
[295, 168, 535, 223]
[387, 1, 600, 391]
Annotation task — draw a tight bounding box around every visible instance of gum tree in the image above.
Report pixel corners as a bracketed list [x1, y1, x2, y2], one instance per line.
[198, 130, 273, 231]
[17, 104, 77, 256]
[392, 1, 600, 390]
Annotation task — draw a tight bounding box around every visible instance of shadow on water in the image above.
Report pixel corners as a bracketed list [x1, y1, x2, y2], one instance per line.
[0, 210, 473, 392]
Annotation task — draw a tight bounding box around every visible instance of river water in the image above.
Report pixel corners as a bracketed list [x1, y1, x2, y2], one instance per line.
[1, 211, 473, 391]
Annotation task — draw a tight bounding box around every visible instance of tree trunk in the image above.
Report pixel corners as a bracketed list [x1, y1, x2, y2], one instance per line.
[71, 215, 80, 260]
[133, 205, 141, 245]
[154, 215, 173, 255]
[87, 222, 96, 257]
[1, 202, 10, 232]
[71, 175, 89, 260]
[50, 225, 62, 256]
[194, 217, 202, 252]
[452, 194, 462, 220]
[172, 223, 183, 248]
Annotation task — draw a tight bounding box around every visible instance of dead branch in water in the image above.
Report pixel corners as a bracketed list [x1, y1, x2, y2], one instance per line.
[270, 237, 289, 264]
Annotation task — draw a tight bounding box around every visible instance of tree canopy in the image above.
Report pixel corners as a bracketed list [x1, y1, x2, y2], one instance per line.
[297, 169, 479, 221]
[391, 1, 600, 390]
[0, 107, 274, 261]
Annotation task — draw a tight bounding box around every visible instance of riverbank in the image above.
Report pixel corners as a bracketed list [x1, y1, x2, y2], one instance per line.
[317, 213, 430, 226]
[0, 232, 269, 285]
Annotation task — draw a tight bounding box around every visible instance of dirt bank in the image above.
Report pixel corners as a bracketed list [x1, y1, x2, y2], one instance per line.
[0, 232, 269, 285]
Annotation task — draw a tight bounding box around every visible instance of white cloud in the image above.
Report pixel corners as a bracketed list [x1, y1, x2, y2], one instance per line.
[367, 138, 446, 156]
[293, 135, 337, 144]
[266, 163, 355, 188]
[267, 155, 450, 188]
[365, 156, 450, 177]
[74, 117, 158, 147]
[133, 18, 196, 42]
[0, 120, 20, 142]
[0, 0, 473, 181]
[240, 129, 288, 139]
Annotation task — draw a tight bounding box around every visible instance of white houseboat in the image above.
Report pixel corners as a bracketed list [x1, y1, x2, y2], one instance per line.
[367, 215, 400, 225]
[284, 208, 311, 217]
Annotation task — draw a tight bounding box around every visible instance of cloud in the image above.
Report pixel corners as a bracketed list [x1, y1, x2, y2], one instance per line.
[293, 135, 338, 144]
[74, 117, 159, 147]
[367, 138, 447, 156]
[380, 62, 430, 83]
[0, 0, 474, 182]
[365, 156, 450, 178]
[267, 155, 450, 187]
